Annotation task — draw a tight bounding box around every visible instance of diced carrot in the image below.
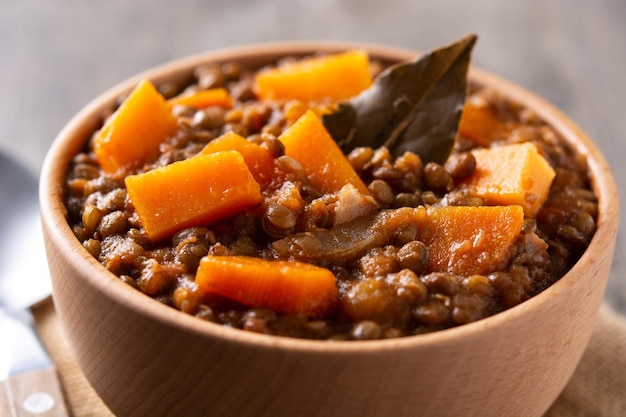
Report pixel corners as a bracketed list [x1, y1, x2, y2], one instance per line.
[254, 50, 372, 101]
[278, 110, 370, 195]
[458, 98, 501, 145]
[196, 255, 339, 318]
[125, 150, 262, 242]
[201, 131, 275, 188]
[94, 79, 178, 173]
[167, 88, 233, 109]
[458, 142, 556, 216]
[417, 205, 525, 275]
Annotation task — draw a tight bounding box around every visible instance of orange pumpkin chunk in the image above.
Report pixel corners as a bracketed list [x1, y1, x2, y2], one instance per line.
[278, 110, 370, 195]
[458, 98, 501, 145]
[459, 142, 556, 216]
[418, 205, 525, 275]
[201, 131, 275, 188]
[94, 79, 178, 173]
[168, 88, 233, 109]
[196, 255, 339, 318]
[254, 50, 372, 101]
[125, 151, 262, 242]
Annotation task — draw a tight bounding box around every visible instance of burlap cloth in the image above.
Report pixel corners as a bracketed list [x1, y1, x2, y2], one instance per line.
[32, 299, 626, 417]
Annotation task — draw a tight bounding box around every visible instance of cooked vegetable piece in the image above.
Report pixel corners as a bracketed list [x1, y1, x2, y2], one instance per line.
[458, 98, 501, 145]
[458, 142, 556, 216]
[94, 79, 178, 173]
[279, 110, 370, 195]
[418, 205, 525, 275]
[196, 255, 339, 318]
[254, 50, 372, 101]
[273, 207, 426, 263]
[168, 88, 233, 109]
[201, 131, 275, 187]
[327, 183, 379, 226]
[125, 151, 262, 242]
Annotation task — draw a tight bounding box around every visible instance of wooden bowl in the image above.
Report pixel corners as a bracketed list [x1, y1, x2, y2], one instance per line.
[40, 42, 619, 417]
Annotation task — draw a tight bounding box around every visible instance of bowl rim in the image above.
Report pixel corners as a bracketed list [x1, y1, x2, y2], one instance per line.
[40, 40, 620, 354]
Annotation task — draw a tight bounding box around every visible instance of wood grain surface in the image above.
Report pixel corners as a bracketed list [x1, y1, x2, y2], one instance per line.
[1, 2, 624, 307]
[1, 367, 70, 417]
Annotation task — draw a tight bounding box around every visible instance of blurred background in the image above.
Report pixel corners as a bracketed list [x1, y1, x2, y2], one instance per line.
[1, 0, 624, 312]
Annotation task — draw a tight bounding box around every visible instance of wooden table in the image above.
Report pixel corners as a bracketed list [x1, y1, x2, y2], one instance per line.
[1, 0, 624, 312]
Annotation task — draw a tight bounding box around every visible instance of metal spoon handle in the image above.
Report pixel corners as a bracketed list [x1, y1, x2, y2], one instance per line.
[1, 367, 69, 416]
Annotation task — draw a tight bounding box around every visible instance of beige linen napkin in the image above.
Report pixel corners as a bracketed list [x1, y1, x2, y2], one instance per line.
[545, 303, 626, 417]
[33, 300, 626, 417]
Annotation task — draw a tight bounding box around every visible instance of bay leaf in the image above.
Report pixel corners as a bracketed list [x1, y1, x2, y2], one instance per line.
[322, 34, 477, 164]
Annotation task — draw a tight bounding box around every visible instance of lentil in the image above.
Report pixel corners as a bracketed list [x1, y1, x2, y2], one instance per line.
[396, 241, 429, 274]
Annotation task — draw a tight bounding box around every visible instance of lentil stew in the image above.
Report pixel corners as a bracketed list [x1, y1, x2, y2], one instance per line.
[63, 46, 597, 341]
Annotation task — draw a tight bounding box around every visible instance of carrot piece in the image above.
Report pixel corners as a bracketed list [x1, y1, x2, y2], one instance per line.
[196, 255, 339, 318]
[168, 88, 233, 109]
[458, 98, 501, 145]
[94, 79, 178, 173]
[458, 142, 556, 216]
[125, 151, 262, 242]
[417, 205, 525, 275]
[201, 131, 275, 187]
[278, 110, 370, 195]
[254, 50, 373, 101]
